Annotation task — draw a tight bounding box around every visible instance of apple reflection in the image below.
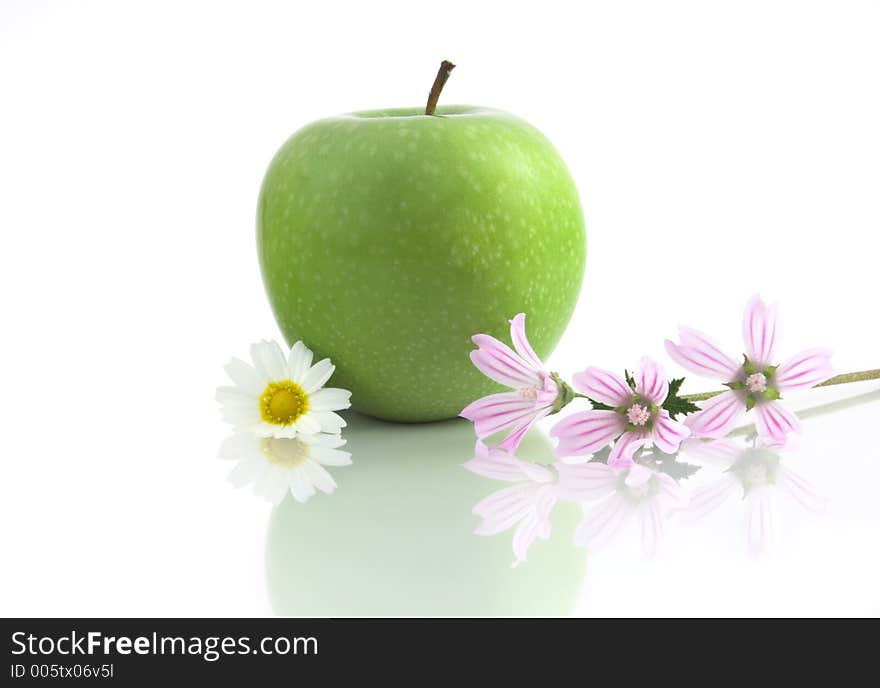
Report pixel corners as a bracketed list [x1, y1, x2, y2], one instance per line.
[265, 414, 585, 617]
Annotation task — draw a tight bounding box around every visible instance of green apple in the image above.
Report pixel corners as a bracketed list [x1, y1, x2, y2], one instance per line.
[265, 415, 586, 616]
[257, 83, 585, 422]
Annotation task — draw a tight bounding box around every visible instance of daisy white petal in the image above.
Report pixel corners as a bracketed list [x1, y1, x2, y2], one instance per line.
[310, 445, 353, 466]
[217, 339, 351, 440]
[300, 433, 347, 449]
[287, 341, 314, 383]
[311, 411, 347, 433]
[223, 358, 265, 396]
[308, 387, 352, 412]
[303, 460, 337, 495]
[301, 358, 335, 394]
[293, 414, 322, 435]
[250, 340, 289, 381]
[288, 467, 316, 504]
[218, 433, 352, 505]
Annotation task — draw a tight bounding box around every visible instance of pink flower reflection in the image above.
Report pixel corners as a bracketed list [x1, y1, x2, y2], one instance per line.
[556, 461, 688, 556]
[679, 437, 827, 555]
[464, 441, 560, 567]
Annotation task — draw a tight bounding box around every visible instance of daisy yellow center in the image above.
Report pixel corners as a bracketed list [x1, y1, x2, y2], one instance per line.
[260, 437, 310, 468]
[260, 380, 308, 426]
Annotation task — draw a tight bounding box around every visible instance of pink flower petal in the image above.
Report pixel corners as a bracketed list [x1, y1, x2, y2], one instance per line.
[682, 475, 739, 522]
[470, 334, 541, 389]
[654, 472, 689, 508]
[665, 325, 740, 380]
[638, 499, 664, 557]
[511, 512, 541, 567]
[497, 406, 552, 453]
[460, 392, 539, 439]
[754, 401, 800, 443]
[774, 347, 834, 391]
[742, 294, 777, 367]
[463, 441, 522, 482]
[651, 410, 691, 454]
[572, 367, 632, 407]
[679, 437, 742, 468]
[624, 463, 653, 488]
[555, 461, 619, 502]
[473, 483, 535, 535]
[636, 357, 669, 405]
[508, 313, 545, 372]
[685, 391, 745, 439]
[550, 409, 627, 458]
[608, 430, 647, 468]
[777, 464, 827, 512]
[511, 486, 558, 566]
[574, 494, 629, 549]
[746, 487, 774, 556]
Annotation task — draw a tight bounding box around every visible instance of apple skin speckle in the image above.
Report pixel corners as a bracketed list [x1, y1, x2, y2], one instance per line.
[257, 105, 586, 422]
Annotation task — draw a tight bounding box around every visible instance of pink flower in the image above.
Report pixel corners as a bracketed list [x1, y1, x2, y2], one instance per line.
[665, 295, 834, 443]
[464, 441, 559, 567]
[556, 461, 688, 555]
[461, 313, 568, 452]
[550, 358, 691, 468]
[679, 437, 826, 555]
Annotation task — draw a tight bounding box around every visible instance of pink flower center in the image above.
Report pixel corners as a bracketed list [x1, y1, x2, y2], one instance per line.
[745, 464, 767, 486]
[626, 403, 650, 426]
[745, 372, 768, 393]
[629, 483, 651, 499]
[519, 386, 539, 401]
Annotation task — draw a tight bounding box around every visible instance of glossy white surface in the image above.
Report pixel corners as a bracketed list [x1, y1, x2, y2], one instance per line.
[1, 1, 878, 617]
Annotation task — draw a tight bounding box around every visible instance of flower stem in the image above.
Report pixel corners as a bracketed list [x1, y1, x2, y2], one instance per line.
[425, 60, 455, 116]
[681, 368, 880, 403]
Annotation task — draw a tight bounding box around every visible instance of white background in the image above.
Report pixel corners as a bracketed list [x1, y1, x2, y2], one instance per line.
[1, 0, 878, 616]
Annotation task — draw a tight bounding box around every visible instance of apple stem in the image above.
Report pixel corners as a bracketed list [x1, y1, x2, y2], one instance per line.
[425, 60, 456, 116]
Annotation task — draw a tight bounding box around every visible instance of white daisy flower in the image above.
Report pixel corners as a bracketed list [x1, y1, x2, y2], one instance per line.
[219, 432, 352, 505]
[216, 340, 351, 438]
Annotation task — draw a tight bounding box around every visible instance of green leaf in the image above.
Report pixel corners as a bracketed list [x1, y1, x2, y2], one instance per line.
[587, 398, 614, 411]
[657, 459, 702, 481]
[763, 388, 781, 401]
[662, 377, 702, 419]
[642, 447, 702, 481]
[624, 369, 637, 391]
[587, 445, 613, 465]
